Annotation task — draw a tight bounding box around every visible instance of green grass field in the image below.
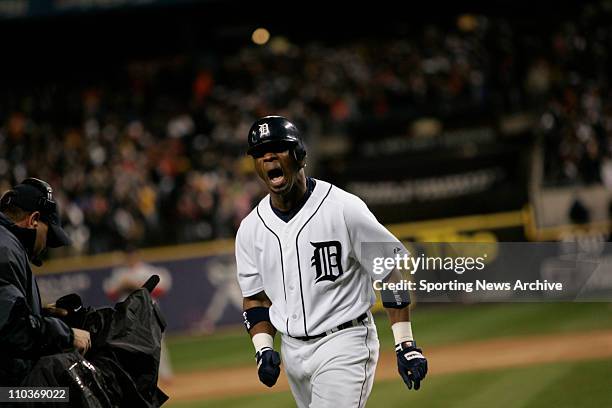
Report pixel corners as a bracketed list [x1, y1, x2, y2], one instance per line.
[167, 359, 612, 408]
[166, 302, 612, 373]
[164, 303, 612, 407]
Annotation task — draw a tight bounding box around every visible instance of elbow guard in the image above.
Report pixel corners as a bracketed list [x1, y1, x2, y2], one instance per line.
[243, 307, 271, 332]
[381, 288, 411, 309]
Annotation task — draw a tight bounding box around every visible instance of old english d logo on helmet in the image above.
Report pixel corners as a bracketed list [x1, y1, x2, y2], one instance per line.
[258, 123, 271, 138]
[247, 115, 306, 159]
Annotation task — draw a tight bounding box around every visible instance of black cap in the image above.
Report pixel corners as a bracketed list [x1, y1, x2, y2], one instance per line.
[1, 178, 71, 248]
[247, 115, 304, 157]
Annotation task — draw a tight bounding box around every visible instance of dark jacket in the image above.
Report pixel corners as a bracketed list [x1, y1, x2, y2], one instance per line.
[0, 212, 73, 385]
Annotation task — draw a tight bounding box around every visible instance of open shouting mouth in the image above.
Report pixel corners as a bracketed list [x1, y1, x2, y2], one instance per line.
[267, 167, 286, 189]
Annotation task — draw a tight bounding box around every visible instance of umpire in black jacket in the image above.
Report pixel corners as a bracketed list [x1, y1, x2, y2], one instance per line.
[0, 178, 91, 385]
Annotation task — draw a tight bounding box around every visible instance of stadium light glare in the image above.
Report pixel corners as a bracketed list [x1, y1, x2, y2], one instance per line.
[252, 28, 271, 45]
[457, 14, 478, 32]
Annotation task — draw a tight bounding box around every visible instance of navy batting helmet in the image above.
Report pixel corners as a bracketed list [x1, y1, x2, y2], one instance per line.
[247, 116, 306, 161]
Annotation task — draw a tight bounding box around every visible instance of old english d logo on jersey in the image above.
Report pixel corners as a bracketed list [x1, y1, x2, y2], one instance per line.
[310, 241, 343, 283]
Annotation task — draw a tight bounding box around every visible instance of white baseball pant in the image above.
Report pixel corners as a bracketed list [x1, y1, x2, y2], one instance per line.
[281, 315, 380, 408]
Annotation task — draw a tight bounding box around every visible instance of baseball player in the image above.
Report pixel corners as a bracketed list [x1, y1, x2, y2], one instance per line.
[236, 116, 427, 407]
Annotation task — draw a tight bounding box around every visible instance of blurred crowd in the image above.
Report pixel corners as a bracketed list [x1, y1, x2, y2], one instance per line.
[537, 3, 612, 186]
[0, 3, 609, 254]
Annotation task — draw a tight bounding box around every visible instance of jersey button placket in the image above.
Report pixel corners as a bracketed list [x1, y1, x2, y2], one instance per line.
[282, 226, 300, 333]
[281, 227, 295, 331]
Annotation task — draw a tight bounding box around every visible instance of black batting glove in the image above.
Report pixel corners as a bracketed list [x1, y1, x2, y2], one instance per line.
[396, 341, 428, 390]
[256, 347, 281, 387]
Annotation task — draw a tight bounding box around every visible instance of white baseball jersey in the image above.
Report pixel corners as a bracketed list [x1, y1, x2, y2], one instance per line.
[236, 178, 407, 337]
